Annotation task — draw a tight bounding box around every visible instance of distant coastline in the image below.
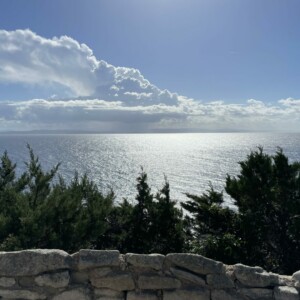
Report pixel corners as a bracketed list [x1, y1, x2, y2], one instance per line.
[0, 129, 275, 135]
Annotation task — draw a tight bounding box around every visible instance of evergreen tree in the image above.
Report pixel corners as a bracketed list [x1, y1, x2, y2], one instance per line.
[37, 173, 114, 252]
[126, 169, 154, 253]
[184, 148, 300, 274]
[150, 177, 185, 253]
[0, 147, 114, 252]
[0, 151, 27, 250]
[99, 198, 134, 252]
[0, 145, 299, 274]
[226, 147, 300, 273]
[182, 186, 241, 263]
[16, 145, 61, 249]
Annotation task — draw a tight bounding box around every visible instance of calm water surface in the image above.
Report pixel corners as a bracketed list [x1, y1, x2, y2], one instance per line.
[0, 132, 299, 206]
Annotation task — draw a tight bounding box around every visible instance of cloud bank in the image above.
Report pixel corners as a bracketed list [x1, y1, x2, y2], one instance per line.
[0, 29, 299, 132]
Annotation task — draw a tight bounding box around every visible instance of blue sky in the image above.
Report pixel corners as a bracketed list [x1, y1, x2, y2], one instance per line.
[0, 0, 300, 132]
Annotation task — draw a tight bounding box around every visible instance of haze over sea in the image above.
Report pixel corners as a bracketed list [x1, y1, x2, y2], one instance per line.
[0, 132, 299, 206]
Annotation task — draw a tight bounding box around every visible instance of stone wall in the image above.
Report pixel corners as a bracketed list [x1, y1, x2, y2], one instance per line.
[0, 249, 298, 300]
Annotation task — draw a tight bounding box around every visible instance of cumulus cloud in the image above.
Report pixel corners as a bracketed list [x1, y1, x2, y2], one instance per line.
[279, 98, 300, 107]
[0, 29, 300, 132]
[0, 30, 99, 96]
[0, 29, 178, 105]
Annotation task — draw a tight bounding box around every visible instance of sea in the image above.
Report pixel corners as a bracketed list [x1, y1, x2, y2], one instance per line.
[0, 132, 299, 207]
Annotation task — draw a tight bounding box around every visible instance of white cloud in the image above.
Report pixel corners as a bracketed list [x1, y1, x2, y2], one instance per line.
[0, 30, 99, 96]
[278, 98, 300, 107]
[0, 29, 179, 106]
[0, 29, 300, 132]
[0, 97, 299, 132]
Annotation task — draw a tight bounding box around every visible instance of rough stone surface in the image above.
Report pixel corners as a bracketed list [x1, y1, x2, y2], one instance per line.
[292, 270, 300, 287]
[0, 289, 47, 299]
[19, 276, 35, 287]
[0, 250, 296, 300]
[224, 265, 235, 281]
[89, 267, 113, 277]
[278, 275, 295, 287]
[74, 249, 120, 270]
[164, 288, 210, 300]
[70, 270, 89, 284]
[233, 264, 279, 287]
[170, 267, 206, 286]
[127, 291, 159, 300]
[0, 277, 15, 287]
[91, 272, 135, 291]
[52, 288, 90, 300]
[238, 287, 273, 299]
[138, 275, 181, 290]
[0, 249, 71, 276]
[211, 289, 247, 300]
[119, 254, 127, 271]
[166, 253, 224, 275]
[274, 286, 299, 300]
[206, 273, 234, 288]
[125, 253, 165, 270]
[94, 288, 124, 299]
[35, 270, 70, 288]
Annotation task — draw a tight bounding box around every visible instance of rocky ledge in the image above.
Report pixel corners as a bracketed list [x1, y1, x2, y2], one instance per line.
[0, 249, 298, 299]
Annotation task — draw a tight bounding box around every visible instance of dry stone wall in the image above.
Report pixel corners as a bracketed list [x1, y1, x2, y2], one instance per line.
[0, 249, 298, 300]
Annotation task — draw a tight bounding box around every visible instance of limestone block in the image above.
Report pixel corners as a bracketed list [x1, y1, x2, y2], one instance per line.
[239, 288, 273, 299]
[90, 267, 113, 277]
[70, 270, 89, 284]
[0, 249, 71, 276]
[0, 289, 47, 300]
[35, 270, 70, 288]
[0, 277, 15, 287]
[74, 249, 120, 270]
[233, 263, 264, 274]
[52, 288, 90, 300]
[90, 272, 135, 291]
[211, 289, 247, 300]
[127, 291, 158, 300]
[125, 253, 165, 270]
[170, 267, 206, 286]
[206, 273, 234, 289]
[138, 275, 181, 290]
[119, 254, 127, 271]
[166, 253, 224, 275]
[233, 263, 279, 287]
[292, 270, 300, 287]
[164, 288, 210, 300]
[94, 288, 124, 299]
[274, 286, 299, 300]
[19, 276, 35, 287]
[224, 265, 236, 282]
[278, 275, 295, 287]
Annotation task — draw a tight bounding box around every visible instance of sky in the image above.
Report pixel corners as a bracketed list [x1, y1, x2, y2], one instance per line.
[0, 0, 300, 132]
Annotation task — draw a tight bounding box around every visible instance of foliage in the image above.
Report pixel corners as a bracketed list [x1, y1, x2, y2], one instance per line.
[226, 147, 300, 273]
[98, 198, 134, 252]
[182, 186, 241, 264]
[183, 147, 300, 274]
[0, 146, 114, 252]
[0, 146, 299, 274]
[150, 177, 185, 253]
[0, 148, 185, 254]
[115, 170, 186, 254]
[127, 169, 154, 253]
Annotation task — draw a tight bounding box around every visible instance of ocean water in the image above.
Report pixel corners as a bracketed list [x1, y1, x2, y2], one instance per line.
[0, 132, 299, 206]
